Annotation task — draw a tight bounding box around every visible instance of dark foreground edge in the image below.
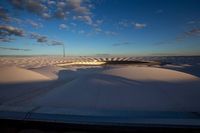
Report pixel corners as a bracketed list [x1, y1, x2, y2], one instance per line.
[1, 111, 200, 132]
[1, 118, 200, 133]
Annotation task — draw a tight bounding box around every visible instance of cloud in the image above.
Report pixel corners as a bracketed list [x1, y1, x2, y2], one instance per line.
[54, 0, 92, 22]
[153, 27, 200, 46]
[0, 7, 24, 24]
[118, 20, 130, 27]
[95, 28, 102, 32]
[0, 23, 65, 46]
[25, 1, 47, 15]
[70, 22, 77, 26]
[9, 0, 94, 27]
[178, 20, 200, 39]
[73, 15, 93, 25]
[89, 26, 116, 36]
[185, 28, 200, 36]
[57, 1, 66, 8]
[29, 32, 64, 46]
[153, 40, 174, 45]
[9, 0, 52, 19]
[29, 32, 48, 43]
[188, 21, 195, 24]
[67, 0, 91, 15]
[0, 25, 24, 42]
[42, 12, 51, 19]
[26, 19, 43, 28]
[37, 36, 48, 43]
[54, 9, 67, 19]
[50, 40, 64, 46]
[83, 15, 93, 25]
[118, 20, 147, 30]
[187, 19, 200, 26]
[176, 27, 200, 41]
[92, 19, 103, 27]
[0, 7, 10, 21]
[73, 6, 90, 15]
[47, 0, 56, 6]
[78, 30, 85, 34]
[60, 0, 93, 25]
[9, 0, 48, 18]
[11, 17, 23, 24]
[133, 22, 147, 29]
[0, 46, 31, 51]
[113, 42, 133, 46]
[96, 19, 103, 25]
[105, 31, 118, 36]
[59, 24, 68, 30]
[0, 37, 15, 42]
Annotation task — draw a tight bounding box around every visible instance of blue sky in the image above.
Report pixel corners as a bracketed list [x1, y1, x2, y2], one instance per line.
[0, 0, 200, 56]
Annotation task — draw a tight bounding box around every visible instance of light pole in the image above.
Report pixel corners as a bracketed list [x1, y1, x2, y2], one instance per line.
[62, 44, 65, 57]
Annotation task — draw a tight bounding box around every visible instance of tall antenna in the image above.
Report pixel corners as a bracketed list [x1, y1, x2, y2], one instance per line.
[62, 44, 65, 57]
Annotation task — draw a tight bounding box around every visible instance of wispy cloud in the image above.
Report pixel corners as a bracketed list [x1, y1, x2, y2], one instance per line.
[172, 20, 200, 41]
[47, 0, 56, 6]
[59, 24, 68, 30]
[187, 20, 200, 25]
[104, 31, 118, 36]
[94, 28, 102, 33]
[29, 32, 64, 46]
[118, 20, 147, 30]
[0, 46, 31, 51]
[153, 40, 174, 45]
[0, 7, 10, 22]
[118, 20, 130, 27]
[0, 37, 14, 42]
[70, 22, 77, 26]
[29, 33, 48, 43]
[175, 27, 200, 42]
[153, 27, 200, 46]
[92, 19, 103, 27]
[185, 28, 200, 36]
[73, 15, 93, 25]
[78, 30, 85, 34]
[26, 19, 43, 28]
[0, 6, 25, 25]
[113, 42, 133, 46]
[133, 22, 147, 29]
[50, 40, 64, 46]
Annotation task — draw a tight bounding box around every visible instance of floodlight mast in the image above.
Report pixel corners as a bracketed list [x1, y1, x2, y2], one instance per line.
[63, 44, 65, 57]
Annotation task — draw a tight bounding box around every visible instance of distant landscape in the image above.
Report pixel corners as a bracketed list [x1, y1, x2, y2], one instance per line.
[0, 56, 200, 113]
